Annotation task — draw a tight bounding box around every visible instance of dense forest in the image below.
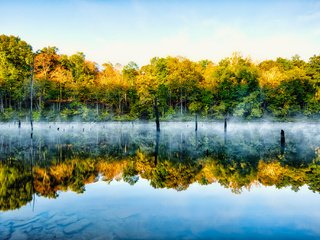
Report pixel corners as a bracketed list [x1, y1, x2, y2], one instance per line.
[0, 34, 320, 121]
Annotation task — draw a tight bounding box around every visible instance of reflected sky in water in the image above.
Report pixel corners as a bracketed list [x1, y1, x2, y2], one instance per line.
[1, 121, 320, 239]
[2, 179, 320, 239]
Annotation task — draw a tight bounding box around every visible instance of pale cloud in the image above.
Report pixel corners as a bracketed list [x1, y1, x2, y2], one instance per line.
[90, 23, 318, 66]
[44, 22, 320, 68]
[1, 1, 320, 67]
[18, 3, 320, 68]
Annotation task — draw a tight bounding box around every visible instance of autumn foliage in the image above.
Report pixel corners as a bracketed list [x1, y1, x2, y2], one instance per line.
[0, 34, 319, 121]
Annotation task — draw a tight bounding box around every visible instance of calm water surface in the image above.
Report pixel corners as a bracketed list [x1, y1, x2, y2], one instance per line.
[1, 121, 320, 239]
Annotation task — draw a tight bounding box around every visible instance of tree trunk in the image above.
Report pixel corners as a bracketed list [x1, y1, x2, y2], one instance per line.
[154, 132, 160, 165]
[180, 88, 183, 115]
[281, 129, 285, 154]
[0, 95, 4, 113]
[154, 98, 160, 132]
[96, 102, 99, 116]
[59, 84, 62, 113]
[195, 114, 198, 131]
[30, 62, 34, 133]
[39, 94, 42, 111]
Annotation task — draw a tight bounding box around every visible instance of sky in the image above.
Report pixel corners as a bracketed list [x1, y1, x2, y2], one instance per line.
[1, 0, 320, 67]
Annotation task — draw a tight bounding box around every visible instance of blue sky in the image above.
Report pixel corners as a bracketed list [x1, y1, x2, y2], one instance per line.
[1, 0, 320, 66]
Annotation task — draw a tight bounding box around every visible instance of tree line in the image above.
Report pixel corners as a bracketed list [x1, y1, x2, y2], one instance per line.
[0, 34, 319, 121]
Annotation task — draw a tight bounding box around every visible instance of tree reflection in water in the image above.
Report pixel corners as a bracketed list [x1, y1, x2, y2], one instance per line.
[0, 122, 319, 211]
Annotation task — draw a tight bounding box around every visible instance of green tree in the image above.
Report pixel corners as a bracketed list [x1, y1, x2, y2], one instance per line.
[0, 35, 33, 114]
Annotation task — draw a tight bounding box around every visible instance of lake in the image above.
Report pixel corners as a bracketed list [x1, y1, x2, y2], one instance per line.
[1, 121, 320, 239]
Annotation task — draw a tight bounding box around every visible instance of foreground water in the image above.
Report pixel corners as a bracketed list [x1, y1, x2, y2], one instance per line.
[1, 121, 320, 239]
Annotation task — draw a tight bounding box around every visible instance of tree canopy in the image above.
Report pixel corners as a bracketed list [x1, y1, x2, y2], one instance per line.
[0, 34, 319, 121]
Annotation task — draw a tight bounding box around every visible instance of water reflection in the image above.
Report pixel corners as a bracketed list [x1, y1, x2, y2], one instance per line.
[0, 122, 320, 212]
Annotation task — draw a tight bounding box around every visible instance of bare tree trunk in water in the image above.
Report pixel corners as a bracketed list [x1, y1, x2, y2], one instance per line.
[281, 129, 285, 154]
[154, 131, 160, 166]
[195, 114, 198, 131]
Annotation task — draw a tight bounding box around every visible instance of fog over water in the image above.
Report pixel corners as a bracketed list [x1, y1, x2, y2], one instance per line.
[1, 121, 320, 239]
[1, 121, 319, 164]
